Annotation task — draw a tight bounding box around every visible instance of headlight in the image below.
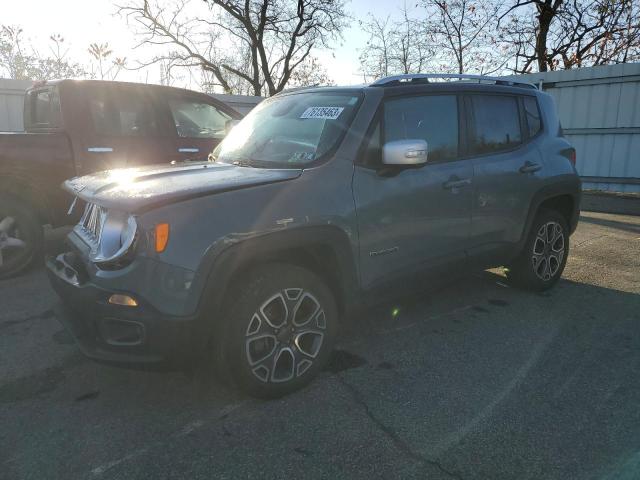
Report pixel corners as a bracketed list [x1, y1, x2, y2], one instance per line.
[89, 210, 137, 265]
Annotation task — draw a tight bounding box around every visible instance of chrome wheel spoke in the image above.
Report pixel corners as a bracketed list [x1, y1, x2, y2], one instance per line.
[0, 215, 27, 269]
[271, 347, 296, 383]
[532, 253, 545, 270]
[0, 216, 15, 234]
[292, 292, 320, 327]
[246, 334, 278, 366]
[4, 237, 26, 249]
[294, 330, 324, 358]
[260, 293, 288, 329]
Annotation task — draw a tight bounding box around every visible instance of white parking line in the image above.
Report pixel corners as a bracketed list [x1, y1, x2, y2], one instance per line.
[91, 400, 248, 476]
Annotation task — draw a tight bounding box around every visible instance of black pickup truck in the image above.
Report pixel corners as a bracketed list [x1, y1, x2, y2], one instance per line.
[0, 79, 241, 279]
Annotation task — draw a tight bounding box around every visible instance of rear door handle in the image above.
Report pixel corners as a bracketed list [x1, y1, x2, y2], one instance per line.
[178, 148, 200, 153]
[443, 178, 471, 190]
[519, 161, 542, 173]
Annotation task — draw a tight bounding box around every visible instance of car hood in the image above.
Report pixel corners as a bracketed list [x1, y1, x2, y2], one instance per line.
[64, 162, 302, 213]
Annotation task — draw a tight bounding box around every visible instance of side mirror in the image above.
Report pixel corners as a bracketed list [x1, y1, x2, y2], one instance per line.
[225, 119, 240, 135]
[382, 139, 429, 166]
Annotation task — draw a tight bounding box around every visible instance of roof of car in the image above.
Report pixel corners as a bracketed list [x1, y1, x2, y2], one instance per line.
[32, 78, 216, 97]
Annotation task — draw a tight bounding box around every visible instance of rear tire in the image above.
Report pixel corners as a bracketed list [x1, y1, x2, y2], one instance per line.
[506, 209, 569, 291]
[0, 196, 43, 280]
[216, 263, 338, 399]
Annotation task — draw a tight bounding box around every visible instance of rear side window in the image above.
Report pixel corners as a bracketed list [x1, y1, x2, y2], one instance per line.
[468, 95, 522, 155]
[384, 95, 458, 162]
[26, 88, 62, 129]
[168, 98, 231, 139]
[523, 96, 542, 137]
[88, 88, 159, 137]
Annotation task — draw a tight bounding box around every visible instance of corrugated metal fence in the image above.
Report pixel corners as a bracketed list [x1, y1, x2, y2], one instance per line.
[0, 79, 31, 132]
[506, 63, 640, 193]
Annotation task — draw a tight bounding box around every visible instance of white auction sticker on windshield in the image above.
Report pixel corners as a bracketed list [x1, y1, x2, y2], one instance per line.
[300, 106, 344, 120]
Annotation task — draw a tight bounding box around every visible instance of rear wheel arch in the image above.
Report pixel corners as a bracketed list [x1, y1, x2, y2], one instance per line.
[520, 179, 581, 249]
[0, 176, 51, 226]
[538, 194, 574, 227]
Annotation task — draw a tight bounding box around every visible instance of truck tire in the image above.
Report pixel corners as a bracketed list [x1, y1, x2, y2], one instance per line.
[506, 209, 569, 291]
[218, 263, 338, 398]
[0, 196, 43, 280]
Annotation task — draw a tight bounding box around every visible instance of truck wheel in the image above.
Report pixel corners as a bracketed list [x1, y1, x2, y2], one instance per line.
[0, 196, 43, 280]
[506, 209, 569, 291]
[219, 263, 337, 398]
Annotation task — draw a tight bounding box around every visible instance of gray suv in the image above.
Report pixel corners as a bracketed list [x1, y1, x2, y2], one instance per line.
[47, 74, 581, 398]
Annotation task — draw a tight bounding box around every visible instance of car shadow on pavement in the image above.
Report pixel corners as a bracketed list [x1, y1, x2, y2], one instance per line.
[579, 213, 640, 234]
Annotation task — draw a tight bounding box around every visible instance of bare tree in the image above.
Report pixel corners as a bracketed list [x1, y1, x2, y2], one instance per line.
[0, 26, 86, 80]
[358, 7, 432, 81]
[119, 0, 346, 95]
[88, 42, 127, 80]
[0, 26, 32, 79]
[425, 0, 506, 74]
[501, 0, 640, 73]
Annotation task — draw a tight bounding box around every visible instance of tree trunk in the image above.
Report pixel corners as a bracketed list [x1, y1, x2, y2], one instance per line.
[536, 0, 562, 71]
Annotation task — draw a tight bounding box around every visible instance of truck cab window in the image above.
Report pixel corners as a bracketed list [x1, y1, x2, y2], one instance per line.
[168, 99, 231, 139]
[88, 89, 159, 137]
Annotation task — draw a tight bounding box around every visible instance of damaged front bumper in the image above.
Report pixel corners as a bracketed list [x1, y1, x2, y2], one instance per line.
[47, 251, 204, 367]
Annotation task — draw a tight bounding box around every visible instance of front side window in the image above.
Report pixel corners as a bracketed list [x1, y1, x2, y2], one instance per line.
[88, 88, 158, 137]
[168, 99, 231, 139]
[213, 92, 360, 168]
[468, 95, 522, 155]
[384, 95, 459, 162]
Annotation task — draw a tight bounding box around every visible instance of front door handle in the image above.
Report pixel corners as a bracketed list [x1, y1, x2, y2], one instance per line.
[519, 161, 542, 173]
[443, 177, 472, 190]
[178, 147, 200, 153]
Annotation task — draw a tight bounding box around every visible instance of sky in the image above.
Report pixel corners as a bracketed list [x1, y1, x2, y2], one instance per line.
[2, 0, 406, 89]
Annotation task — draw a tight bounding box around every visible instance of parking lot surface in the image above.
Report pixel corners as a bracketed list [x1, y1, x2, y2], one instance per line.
[1, 211, 639, 480]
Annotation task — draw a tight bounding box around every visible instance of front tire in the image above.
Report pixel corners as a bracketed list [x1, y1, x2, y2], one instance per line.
[219, 263, 338, 398]
[506, 209, 569, 291]
[0, 196, 43, 280]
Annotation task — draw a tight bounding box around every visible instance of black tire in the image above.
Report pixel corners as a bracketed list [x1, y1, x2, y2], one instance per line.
[506, 209, 569, 291]
[0, 196, 43, 280]
[217, 263, 338, 399]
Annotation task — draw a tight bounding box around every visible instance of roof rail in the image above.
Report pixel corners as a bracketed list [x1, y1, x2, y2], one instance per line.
[370, 74, 537, 90]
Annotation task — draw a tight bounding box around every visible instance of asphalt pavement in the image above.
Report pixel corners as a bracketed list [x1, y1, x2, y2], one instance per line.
[1, 211, 639, 480]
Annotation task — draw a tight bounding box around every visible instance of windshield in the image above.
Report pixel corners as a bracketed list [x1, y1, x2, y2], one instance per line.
[212, 91, 361, 167]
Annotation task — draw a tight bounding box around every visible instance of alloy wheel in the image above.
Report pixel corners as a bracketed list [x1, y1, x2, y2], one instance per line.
[245, 288, 326, 383]
[531, 221, 565, 281]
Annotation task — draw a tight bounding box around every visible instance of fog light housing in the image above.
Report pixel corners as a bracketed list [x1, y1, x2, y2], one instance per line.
[99, 318, 144, 346]
[108, 294, 138, 307]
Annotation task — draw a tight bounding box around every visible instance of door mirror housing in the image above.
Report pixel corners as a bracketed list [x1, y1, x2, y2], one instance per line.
[382, 139, 429, 166]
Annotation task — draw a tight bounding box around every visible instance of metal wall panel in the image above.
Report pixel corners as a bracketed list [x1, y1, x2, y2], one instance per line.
[506, 63, 640, 193]
[0, 79, 31, 132]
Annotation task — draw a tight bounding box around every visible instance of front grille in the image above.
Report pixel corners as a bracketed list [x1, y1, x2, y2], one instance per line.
[76, 202, 106, 247]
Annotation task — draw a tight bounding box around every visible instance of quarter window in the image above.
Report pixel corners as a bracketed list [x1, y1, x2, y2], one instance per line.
[468, 95, 522, 155]
[384, 95, 458, 162]
[168, 99, 231, 139]
[523, 96, 542, 137]
[28, 88, 62, 129]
